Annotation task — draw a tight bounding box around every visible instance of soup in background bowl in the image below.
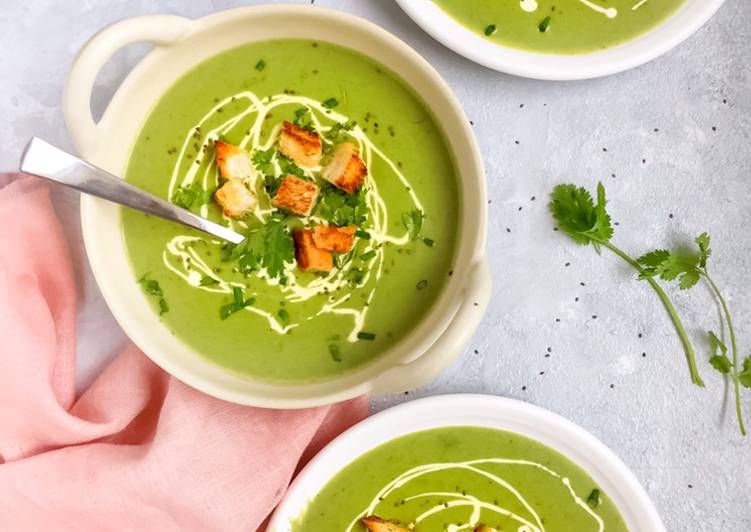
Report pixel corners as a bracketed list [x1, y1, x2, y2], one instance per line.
[63, 6, 489, 407]
[269, 395, 666, 532]
[396, 0, 726, 79]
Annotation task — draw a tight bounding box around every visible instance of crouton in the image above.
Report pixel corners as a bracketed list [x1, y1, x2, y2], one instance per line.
[312, 224, 356, 253]
[213, 179, 257, 218]
[293, 229, 332, 272]
[474, 526, 499, 532]
[272, 175, 320, 217]
[215, 140, 251, 181]
[279, 121, 323, 167]
[361, 516, 410, 532]
[321, 142, 367, 194]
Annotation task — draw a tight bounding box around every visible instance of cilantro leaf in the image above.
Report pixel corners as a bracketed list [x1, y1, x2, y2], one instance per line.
[199, 276, 219, 287]
[278, 155, 305, 178]
[262, 218, 295, 279]
[316, 186, 368, 227]
[172, 183, 212, 210]
[739, 357, 751, 388]
[549, 184, 600, 245]
[402, 209, 424, 240]
[138, 275, 163, 296]
[695, 232, 711, 268]
[637, 250, 670, 277]
[710, 354, 732, 374]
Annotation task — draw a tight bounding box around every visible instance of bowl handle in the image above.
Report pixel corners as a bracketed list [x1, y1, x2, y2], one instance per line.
[369, 257, 491, 395]
[63, 15, 193, 158]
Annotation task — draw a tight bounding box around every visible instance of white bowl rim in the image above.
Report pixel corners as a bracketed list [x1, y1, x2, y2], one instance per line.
[66, 4, 490, 408]
[268, 393, 666, 531]
[394, 0, 726, 80]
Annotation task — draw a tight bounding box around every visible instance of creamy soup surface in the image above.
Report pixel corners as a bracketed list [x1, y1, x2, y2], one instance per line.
[123, 40, 460, 382]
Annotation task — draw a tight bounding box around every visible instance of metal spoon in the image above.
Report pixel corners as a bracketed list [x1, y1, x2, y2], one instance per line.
[19, 137, 244, 244]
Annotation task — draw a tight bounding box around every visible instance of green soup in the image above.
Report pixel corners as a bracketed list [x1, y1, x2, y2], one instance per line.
[123, 40, 460, 382]
[433, 0, 685, 54]
[292, 427, 628, 531]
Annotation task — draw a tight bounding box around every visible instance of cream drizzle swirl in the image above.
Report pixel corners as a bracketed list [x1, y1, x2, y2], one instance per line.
[345, 458, 605, 532]
[162, 91, 422, 338]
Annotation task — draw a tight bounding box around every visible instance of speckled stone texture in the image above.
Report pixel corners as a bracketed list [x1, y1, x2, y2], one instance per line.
[1, 0, 749, 529]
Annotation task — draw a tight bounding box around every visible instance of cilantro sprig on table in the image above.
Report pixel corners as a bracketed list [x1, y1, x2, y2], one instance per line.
[550, 182, 750, 435]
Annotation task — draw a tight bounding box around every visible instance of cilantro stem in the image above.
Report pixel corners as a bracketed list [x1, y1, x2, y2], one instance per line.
[599, 240, 705, 387]
[702, 270, 745, 435]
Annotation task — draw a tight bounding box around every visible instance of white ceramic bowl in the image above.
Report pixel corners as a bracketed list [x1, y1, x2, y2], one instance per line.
[395, 0, 726, 80]
[268, 394, 666, 531]
[63, 5, 490, 408]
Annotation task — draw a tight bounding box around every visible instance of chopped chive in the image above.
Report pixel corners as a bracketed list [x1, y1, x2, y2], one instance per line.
[322, 97, 339, 109]
[586, 489, 601, 509]
[539, 17, 551, 33]
[423, 238, 435, 247]
[199, 276, 219, 287]
[355, 230, 371, 240]
[220, 304, 237, 320]
[277, 308, 290, 326]
[255, 59, 266, 71]
[244, 297, 256, 306]
[360, 250, 376, 261]
[329, 344, 342, 362]
[417, 279, 428, 290]
[357, 331, 376, 341]
[158, 298, 169, 315]
[484, 24, 497, 36]
[232, 286, 244, 305]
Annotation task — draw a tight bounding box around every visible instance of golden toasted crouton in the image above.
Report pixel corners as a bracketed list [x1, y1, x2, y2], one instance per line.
[361, 516, 410, 532]
[215, 140, 251, 181]
[272, 175, 319, 217]
[321, 142, 367, 194]
[213, 179, 257, 218]
[293, 229, 332, 272]
[279, 121, 323, 167]
[312, 224, 356, 253]
[474, 526, 499, 532]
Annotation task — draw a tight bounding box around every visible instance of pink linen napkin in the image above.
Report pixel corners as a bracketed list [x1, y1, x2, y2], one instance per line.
[0, 175, 369, 531]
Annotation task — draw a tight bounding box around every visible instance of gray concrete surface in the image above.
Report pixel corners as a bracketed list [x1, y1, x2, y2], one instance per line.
[1, 0, 749, 530]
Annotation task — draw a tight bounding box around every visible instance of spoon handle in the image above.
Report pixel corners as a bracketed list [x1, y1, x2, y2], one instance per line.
[19, 137, 244, 245]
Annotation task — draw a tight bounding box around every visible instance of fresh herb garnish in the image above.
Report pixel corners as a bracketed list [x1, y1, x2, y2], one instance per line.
[277, 308, 290, 326]
[171, 183, 212, 210]
[586, 489, 601, 509]
[329, 344, 342, 362]
[357, 331, 376, 341]
[636, 232, 751, 435]
[219, 287, 255, 320]
[484, 24, 497, 36]
[416, 279, 428, 290]
[138, 274, 169, 316]
[539, 16, 551, 33]
[423, 237, 435, 247]
[316, 186, 369, 227]
[278, 155, 305, 179]
[199, 276, 219, 287]
[293, 107, 310, 127]
[325, 121, 355, 144]
[550, 183, 702, 386]
[402, 209, 424, 240]
[262, 218, 295, 279]
[551, 182, 751, 435]
[255, 59, 266, 71]
[360, 250, 376, 261]
[355, 229, 371, 240]
[322, 97, 339, 109]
